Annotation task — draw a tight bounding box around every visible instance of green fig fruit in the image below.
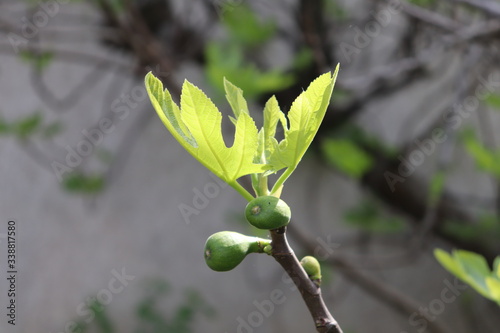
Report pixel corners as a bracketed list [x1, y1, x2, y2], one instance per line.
[204, 231, 271, 272]
[245, 196, 291, 230]
[300, 256, 322, 283]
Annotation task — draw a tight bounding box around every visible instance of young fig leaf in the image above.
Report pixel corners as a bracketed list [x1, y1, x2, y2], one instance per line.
[145, 73, 270, 200]
[269, 66, 339, 172]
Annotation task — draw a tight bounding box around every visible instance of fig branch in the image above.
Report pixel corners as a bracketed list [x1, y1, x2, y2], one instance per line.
[270, 226, 343, 333]
[146, 71, 341, 331]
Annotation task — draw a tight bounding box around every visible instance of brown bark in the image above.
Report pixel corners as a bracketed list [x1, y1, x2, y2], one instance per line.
[270, 227, 343, 333]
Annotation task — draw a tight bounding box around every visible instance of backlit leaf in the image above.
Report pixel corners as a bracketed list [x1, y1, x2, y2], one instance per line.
[145, 73, 268, 197]
[269, 66, 339, 172]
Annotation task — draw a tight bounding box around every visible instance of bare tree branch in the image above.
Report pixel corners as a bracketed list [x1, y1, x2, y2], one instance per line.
[400, 2, 460, 32]
[287, 225, 454, 333]
[448, 0, 500, 17]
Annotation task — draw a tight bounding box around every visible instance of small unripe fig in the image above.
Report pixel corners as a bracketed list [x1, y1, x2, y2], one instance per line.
[204, 231, 271, 272]
[245, 196, 291, 230]
[300, 256, 322, 282]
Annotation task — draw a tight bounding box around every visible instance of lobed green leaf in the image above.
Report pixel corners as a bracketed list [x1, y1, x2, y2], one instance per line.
[146, 67, 339, 199]
[145, 73, 268, 186]
[435, 249, 500, 303]
[268, 66, 339, 172]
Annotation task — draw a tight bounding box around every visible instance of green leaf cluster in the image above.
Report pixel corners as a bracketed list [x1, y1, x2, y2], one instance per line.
[435, 249, 500, 306]
[428, 170, 446, 205]
[485, 93, 500, 110]
[205, 4, 310, 99]
[441, 215, 500, 246]
[145, 67, 338, 200]
[0, 112, 62, 140]
[221, 4, 276, 47]
[344, 200, 405, 233]
[74, 279, 213, 333]
[135, 282, 214, 333]
[462, 131, 500, 179]
[63, 172, 104, 194]
[106, 0, 125, 13]
[205, 43, 295, 99]
[19, 51, 53, 72]
[322, 138, 373, 178]
[407, 0, 436, 6]
[324, 1, 348, 20]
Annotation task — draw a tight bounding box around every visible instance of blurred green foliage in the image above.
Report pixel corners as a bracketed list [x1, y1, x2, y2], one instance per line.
[324, 1, 348, 20]
[205, 4, 304, 99]
[205, 43, 295, 99]
[0, 112, 62, 140]
[441, 215, 500, 247]
[19, 51, 54, 72]
[332, 124, 397, 157]
[462, 130, 500, 179]
[428, 170, 446, 205]
[344, 200, 405, 233]
[407, 0, 436, 6]
[435, 249, 500, 306]
[221, 4, 275, 47]
[63, 172, 105, 194]
[134, 279, 214, 333]
[12, 113, 43, 139]
[106, 0, 125, 13]
[322, 138, 373, 178]
[76, 279, 214, 333]
[485, 93, 500, 110]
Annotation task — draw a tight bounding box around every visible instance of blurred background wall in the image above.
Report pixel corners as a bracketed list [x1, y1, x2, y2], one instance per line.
[0, 0, 499, 333]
